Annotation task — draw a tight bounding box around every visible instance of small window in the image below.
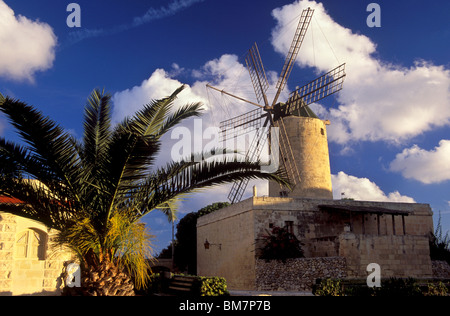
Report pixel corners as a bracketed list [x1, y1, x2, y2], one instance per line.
[320, 128, 325, 136]
[285, 221, 294, 234]
[344, 223, 351, 232]
[15, 229, 46, 260]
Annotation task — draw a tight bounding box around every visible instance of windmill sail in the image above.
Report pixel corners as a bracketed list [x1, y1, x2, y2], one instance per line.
[273, 118, 301, 186]
[219, 108, 265, 142]
[245, 43, 270, 107]
[273, 7, 314, 105]
[227, 125, 269, 204]
[286, 63, 346, 115]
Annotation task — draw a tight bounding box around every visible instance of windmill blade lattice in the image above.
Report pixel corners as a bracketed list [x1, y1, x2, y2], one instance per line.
[245, 43, 270, 106]
[286, 63, 346, 114]
[273, 7, 314, 105]
[227, 125, 269, 204]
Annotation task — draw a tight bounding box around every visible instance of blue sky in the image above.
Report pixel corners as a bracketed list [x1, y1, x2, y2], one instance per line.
[1, 0, 449, 254]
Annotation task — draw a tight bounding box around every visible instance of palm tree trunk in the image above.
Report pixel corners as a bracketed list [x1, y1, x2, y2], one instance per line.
[63, 261, 135, 296]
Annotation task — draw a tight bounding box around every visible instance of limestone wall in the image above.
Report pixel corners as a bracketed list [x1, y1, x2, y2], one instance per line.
[197, 199, 256, 290]
[269, 116, 333, 199]
[0, 212, 74, 295]
[339, 233, 433, 278]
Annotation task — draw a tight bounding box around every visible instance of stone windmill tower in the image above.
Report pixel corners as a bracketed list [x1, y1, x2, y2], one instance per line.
[207, 8, 346, 202]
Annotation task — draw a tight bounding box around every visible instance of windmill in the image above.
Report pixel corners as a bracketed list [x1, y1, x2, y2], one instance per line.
[206, 7, 346, 204]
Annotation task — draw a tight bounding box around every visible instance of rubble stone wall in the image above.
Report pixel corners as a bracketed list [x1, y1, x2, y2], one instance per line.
[256, 257, 347, 291]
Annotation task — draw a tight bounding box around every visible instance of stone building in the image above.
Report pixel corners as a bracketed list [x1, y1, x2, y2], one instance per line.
[0, 197, 74, 296]
[197, 195, 434, 290]
[197, 114, 435, 291]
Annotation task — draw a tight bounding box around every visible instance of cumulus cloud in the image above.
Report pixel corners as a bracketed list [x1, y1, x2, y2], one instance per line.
[112, 66, 208, 124]
[389, 140, 450, 184]
[271, 0, 450, 144]
[0, 1, 57, 81]
[331, 171, 415, 203]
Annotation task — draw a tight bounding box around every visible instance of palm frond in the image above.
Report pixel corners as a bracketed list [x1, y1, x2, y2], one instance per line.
[101, 85, 202, 224]
[124, 85, 185, 137]
[82, 89, 112, 173]
[156, 101, 204, 137]
[129, 154, 290, 219]
[0, 98, 82, 204]
[0, 177, 77, 230]
[107, 213, 154, 289]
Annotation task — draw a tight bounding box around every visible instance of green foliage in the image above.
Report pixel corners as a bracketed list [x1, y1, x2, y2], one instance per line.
[314, 279, 344, 296]
[424, 281, 448, 296]
[315, 278, 449, 296]
[197, 202, 230, 217]
[429, 212, 450, 265]
[259, 226, 304, 262]
[375, 278, 422, 296]
[198, 276, 230, 296]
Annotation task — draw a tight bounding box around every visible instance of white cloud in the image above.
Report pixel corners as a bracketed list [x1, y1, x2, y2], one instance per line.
[271, 0, 450, 144]
[331, 171, 415, 203]
[389, 140, 450, 184]
[0, 1, 57, 81]
[112, 54, 255, 125]
[112, 67, 208, 124]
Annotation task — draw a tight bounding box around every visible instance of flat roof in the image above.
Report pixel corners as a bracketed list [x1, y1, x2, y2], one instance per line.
[318, 204, 411, 216]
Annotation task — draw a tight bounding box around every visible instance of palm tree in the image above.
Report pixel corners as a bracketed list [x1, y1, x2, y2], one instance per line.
[0, 86, 288, 296]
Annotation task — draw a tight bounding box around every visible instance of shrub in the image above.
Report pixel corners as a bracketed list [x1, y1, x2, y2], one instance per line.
[198, 276, 230, 296]
[314, 278, 450, 296]
[140, 273, 229, 296]
[424, 282, 448, 296]
[374, 278, 422, 296]
[314, 279, 344, 296]
[259, 226, 304, 262]
[429, 213, 450, 265]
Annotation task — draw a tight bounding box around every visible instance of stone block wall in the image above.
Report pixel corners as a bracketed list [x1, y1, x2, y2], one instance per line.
[0, 212, 74, 295]
[0, 212, 15, 293]
[269, 116, 333, 200]
[339, 233, 432, 278]
[197, 199, 256, 290]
